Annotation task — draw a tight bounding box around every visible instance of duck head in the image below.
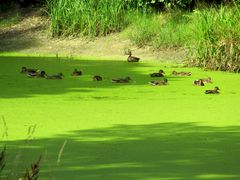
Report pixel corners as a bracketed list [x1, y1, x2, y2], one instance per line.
[40, 71, 46, 76]
[214, 86, 220, 91]
[125, 76, 131, 81]
[58, 73, 64, 77]
[159, 69, 165, 74]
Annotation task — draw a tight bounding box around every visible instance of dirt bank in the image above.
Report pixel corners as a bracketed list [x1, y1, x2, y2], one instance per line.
[0, 8, 186, 62]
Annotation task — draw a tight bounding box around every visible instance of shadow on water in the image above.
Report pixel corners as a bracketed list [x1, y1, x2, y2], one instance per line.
[0, 27, 43, 52]
[0, 55, 186, 99]
[1, 122, 240, 179]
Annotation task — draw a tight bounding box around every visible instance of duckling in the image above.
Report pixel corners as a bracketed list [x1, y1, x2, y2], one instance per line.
[201, 77, 212, 83]
[93, 75, 103, 81]
[172, 70, 192, 76]
[150, 69, 165, 77]
[21, 67, 38, 74]
[205, 86, 220, 94]
[71, 69, 82, 76]
[112, 76, 132, 83]
[126, 50, 140, 62]
[45, 73, 64, 80]
[149, 78, 168, 86]
[193, 79, 205, 86]
[27, 70, 46, 78]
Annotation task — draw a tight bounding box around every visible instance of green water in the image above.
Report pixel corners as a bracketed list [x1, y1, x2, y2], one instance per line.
[0, 55, 240, 179]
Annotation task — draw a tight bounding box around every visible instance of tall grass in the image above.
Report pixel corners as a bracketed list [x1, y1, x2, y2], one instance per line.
[125, 11, 194, 48]
[189, 5, 240, 72]
[46, 0, 137, 37]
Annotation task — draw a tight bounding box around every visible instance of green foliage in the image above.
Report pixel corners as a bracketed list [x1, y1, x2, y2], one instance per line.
[189, 5, 240, 72]
[125, 11, 194, 48]
[126, 4, 240, 72]
[46, 0, 136, 37]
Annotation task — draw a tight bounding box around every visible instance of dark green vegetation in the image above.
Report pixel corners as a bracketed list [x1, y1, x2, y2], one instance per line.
[0, 55, 240, 179]
[46, 0, 134, 37]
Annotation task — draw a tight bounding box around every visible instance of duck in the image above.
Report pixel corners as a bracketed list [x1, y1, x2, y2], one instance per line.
[112, 76, 132, 83]
[21, 67, 38, 74]
[71, 69, 82, 76]
[150, 69, 165, 77]
[172, 70, 192, 76]
[193, 79, 205, 86]
[27, 70, 46, 78]
[201, 77, 212, 83]
[149, 78, 168, 86]
[45, 73, 64, 80]
[126, 50, 140, 62]
[93, 75, 103, 81]
[205, 86, 220, 94]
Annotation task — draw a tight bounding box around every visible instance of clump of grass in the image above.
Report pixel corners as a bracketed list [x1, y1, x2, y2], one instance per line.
[125, 13, 162, 47]
[189, 5, 240, 72]
[46, 0, 137, 37]
[125, 11, 194, 48]
[0, 145, 6, 173]
[21, 155, 42, 180]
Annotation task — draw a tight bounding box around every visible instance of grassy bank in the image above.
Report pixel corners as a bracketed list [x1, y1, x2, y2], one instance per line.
[124, 5, 240, 72]
[45, 0, 240, 72]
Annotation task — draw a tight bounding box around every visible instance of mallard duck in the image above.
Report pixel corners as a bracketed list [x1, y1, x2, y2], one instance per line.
[112, 76, 132, 83]
[150, 69, 165, 77]
[93, 75, 103, 81]
[27, 70, 46, 78]
[149, 78, 168, 86]
[71, 69, 82, 76]
[172, 70, 192, 76]
[126, 50, 140, 62]
[201, 77, 212, 83]
[21, 67, 38, 74]
[45, 73, 64, 80]
[193, 79, 205, 86]
[205, 86, 220, 94]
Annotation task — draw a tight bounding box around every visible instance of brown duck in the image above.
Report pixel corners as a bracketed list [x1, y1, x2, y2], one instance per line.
[112, 76, 132, 83]
[205, 86, 220, 94]
[93, 75, 103, 81]
[45, 73, 64, 80]
[150, 69, 165, 77]
[172, 70, 192, 76]
[126, 50, 140, 62]
[71, 69, 82, 76]
[21, 67, 38, 74]
[149, 78, 168, 86]
[193, 79, 205, 86]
